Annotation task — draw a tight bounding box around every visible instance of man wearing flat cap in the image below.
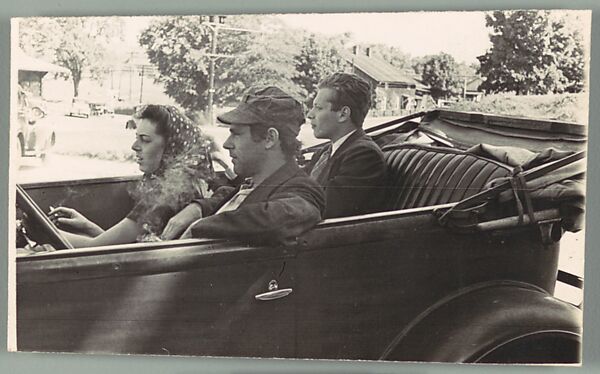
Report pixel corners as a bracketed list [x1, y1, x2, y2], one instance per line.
[161, 86, 325, 244]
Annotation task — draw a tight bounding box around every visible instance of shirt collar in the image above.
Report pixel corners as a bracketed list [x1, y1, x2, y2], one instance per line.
[331, 129, 356, 156]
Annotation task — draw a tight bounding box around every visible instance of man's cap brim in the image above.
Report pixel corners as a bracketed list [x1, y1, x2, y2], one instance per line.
[217, 104, 263, 125]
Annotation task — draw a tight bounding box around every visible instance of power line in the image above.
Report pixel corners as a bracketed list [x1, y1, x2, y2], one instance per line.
[194, 17, 263, 124]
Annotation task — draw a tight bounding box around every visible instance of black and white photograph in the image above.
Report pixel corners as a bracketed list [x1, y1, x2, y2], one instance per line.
[8, 9, 590, 365]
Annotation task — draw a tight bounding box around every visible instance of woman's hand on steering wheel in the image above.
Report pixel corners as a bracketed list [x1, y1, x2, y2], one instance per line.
[49, 207, 104, 237]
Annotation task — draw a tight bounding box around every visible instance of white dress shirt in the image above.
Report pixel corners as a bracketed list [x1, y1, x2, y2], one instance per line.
[331, 130, 356, 156]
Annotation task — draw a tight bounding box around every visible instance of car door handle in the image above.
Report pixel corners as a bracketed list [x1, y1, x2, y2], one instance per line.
[255, 279, 292, 301]
[255, 288, 293, 301]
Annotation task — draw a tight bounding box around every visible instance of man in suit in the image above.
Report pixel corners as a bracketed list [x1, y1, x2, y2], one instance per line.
[305, 72, 387, 218]
[160, 86, 325, 244]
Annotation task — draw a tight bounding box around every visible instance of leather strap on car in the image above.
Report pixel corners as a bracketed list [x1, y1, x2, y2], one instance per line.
[437, 150, 586, 228]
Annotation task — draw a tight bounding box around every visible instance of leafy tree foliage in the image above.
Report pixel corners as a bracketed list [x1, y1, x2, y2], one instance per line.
[420, 53, 462, 100]
[292, 33, 347, 106]
[139, 15, 301, 113]
[551, 19, 585, 93]
[19, 17, 124, 97]
[478, 10, 585, 95]
[410, 56, 428, 76]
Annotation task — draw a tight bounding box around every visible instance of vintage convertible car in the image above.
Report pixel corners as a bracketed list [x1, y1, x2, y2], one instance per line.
[14, 110, 586, 363]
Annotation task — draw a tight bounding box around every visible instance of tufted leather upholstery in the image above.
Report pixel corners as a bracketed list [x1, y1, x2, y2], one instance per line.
[382, 144, 512, 210]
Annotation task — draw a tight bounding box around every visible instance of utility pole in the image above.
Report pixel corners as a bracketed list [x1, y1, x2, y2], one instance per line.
[197, 16, 263, 124]
[117, 68, 122, 100]
[207, 24, 218, 125]
[128, 66, 133, 101]
[139, 65, 145, 103]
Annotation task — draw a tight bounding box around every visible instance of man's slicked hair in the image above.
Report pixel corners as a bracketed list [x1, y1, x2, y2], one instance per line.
[317, 72, 372, 127]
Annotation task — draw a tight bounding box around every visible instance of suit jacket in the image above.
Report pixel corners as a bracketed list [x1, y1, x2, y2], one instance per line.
[306, 129, 387, 218]
[190, 160, 325, 244]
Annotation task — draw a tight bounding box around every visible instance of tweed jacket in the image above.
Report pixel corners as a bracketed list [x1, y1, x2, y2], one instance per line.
[190, 160, 325, 244]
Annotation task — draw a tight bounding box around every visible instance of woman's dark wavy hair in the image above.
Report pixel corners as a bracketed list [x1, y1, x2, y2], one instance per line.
[129, 104, 214, 239]
[133, 104, 171, 135]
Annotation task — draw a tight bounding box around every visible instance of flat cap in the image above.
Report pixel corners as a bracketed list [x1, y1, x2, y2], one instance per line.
[217, 86, 304, 137]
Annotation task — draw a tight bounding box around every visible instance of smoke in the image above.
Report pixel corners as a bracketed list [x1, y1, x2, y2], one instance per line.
[129, 142, 214, 242]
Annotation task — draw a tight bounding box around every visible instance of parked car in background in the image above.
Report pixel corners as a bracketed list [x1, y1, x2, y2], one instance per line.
[68, 98, 91, 118]
[87, 100, 116, 116]
[15, 88, 56, 161]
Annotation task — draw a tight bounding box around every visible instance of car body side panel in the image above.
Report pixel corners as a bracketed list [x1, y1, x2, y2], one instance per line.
[17, 242, 297, 357]
[290, 213, 560, 360]
[16, 175, 567, 360]
[17, 206, 561, 359]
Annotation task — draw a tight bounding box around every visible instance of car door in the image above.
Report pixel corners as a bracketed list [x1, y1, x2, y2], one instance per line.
[17, 239, 299, 357]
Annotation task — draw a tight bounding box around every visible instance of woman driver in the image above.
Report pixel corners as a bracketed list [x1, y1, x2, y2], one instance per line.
[49, 105, 214, 247]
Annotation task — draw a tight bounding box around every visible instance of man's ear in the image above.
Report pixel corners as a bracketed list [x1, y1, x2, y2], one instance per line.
[265, 127, 280, 149]
[337, 105, 351, 123]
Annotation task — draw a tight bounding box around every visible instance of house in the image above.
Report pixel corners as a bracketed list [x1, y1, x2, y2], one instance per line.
[15, 48, 70, 98]
[97, 51, 175, 106]
[342, 47, 435, 117]
[462, 76, 485, 102]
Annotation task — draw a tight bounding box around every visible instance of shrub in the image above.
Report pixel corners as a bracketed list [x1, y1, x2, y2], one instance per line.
[448, 93, 587, 123]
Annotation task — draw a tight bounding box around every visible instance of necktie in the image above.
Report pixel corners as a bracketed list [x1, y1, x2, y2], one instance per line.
[310, 144, 332, 181]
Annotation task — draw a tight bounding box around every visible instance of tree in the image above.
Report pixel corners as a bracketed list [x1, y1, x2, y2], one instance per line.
[139, 15, 301, 114]
[551, 19, 585, 93]
[292, 33, 347, 106]
[19, 17, 124, 97]
[477, 10, 585, 95]
[420, 53, 461, 100]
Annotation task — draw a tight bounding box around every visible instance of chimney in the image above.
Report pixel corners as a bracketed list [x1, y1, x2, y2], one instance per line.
[365, 47, 371, 57]
[352, 45, 360, 55]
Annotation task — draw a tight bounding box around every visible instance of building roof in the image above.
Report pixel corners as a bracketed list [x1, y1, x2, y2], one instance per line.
[403, 70, 431, 92]
[15, 48, 70, 74]
[342, 50, 419, 87]
[466, 76, 484, 92]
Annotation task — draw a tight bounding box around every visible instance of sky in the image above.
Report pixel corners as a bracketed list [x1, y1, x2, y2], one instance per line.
[121, 12, 492, 64]
[121, 11, 591, 66]
[277, 12, 492, 64]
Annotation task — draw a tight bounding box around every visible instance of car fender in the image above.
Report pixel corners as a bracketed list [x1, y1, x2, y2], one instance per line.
[380, 280, 582, 363]
[32, 119, 55, 152]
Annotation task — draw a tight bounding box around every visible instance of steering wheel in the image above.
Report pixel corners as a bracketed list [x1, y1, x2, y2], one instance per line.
[16, 184, 74, 250]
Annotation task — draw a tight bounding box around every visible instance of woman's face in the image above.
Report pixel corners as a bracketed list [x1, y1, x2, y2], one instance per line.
[131, 118, 166, 174]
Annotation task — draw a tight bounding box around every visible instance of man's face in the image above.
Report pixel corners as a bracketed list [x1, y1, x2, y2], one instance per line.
[307, 88, 341, 140]
[222, 124, 266, 178]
